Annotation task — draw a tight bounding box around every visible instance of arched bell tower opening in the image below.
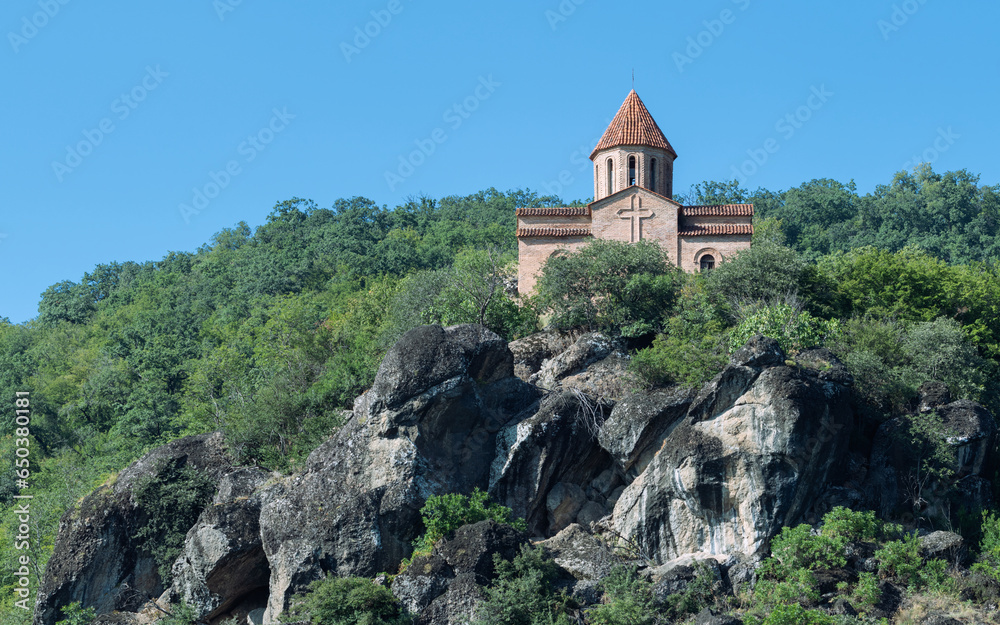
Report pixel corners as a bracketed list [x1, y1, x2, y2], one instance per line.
[590, 90, 677, 201]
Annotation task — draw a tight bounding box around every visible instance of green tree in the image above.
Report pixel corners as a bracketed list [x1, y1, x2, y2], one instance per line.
[534, 239, 680, 336]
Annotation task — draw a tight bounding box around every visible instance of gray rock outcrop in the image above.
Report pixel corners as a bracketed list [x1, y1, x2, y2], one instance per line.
[33, 433, 232, 625]
[257, 325, 540, 621]
[610, 338, 854, 562]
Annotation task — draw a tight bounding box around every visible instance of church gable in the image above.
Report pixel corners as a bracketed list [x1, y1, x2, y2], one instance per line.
[590, 187, 680, 262]
[515, 90, 753, 294]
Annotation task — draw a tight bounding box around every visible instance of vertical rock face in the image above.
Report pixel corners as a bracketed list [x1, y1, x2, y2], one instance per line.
[257, 325, 540, 622]
[33, 433, 232, 625]
[610, 340, 854, 562]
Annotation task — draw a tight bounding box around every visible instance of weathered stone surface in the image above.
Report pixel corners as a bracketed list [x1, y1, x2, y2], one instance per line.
[866, 399, 997, 517]
[168, 468, 271, 621]
[647, 554, 724, 602]
[259, 325, 539, 622]
[693, 608, 743, 625]
[611, 345, 853, 563]
[392, 520, 528, 625]
[508, 331, 578, 382]
[538, 524, 619, 581]
[34, 433, 231, 625]
[599, 388, 693, 476]
[920, 531, 964, 563]
[490, 390, 614, 536]
[534, 333, 615, 390]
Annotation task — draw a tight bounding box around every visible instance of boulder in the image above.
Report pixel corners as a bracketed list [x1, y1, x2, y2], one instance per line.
[391, 520, 528, 625]
[33, 433, 231, 625]
[508, 331, 578, 382]
[537, 524, 619, 581]
[693, 608, 743, 625]
[920, 531, 964, 564]
[490, 390, 615, 536]
[866, 399, 996, 517]
[168, 468, 272, 621]
[259, 325, 539, 622]
[646, 554, 724, 602]
[599, 388, 694, 476]
[611, 341, 853, 563]
[534, 333, 616, 390]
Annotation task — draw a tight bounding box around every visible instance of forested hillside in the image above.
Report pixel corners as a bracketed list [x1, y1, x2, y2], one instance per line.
[2, 165, 1000, 622]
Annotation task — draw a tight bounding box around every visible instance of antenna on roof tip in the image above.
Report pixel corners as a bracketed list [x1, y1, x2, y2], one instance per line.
[632, 69, 635, 90]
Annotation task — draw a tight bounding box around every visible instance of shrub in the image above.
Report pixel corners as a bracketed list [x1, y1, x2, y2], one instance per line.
[132, 459, 216, 583]
[285, 577, 408, 625]
[534, 239, 680, 336]
[705, 240, 805, 307]
[973, 509, 1000, 581]
[588, 565, 656, 625]
[852, 571, 881, 608]
[661, 561, 719, 619]
[727, 304, 834, 355]
[760, 604, 835, 625]
[767, 524, 847, 573]
[412, 489, 526, 556]
[820, 507, 899, 543]
[875, 533, 924, 588]
[56, 602, 96, 625]
[471, 545, 573, 625]
[629, 322, 727, 389]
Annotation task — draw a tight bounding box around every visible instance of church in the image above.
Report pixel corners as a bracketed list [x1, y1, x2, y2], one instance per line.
[516, 90, 753, 294]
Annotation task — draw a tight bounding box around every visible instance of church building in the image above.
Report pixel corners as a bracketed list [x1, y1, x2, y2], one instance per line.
[516, 90, 753, 294]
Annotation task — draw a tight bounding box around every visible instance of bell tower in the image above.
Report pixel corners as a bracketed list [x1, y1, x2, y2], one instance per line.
[590, 90, 677, 201]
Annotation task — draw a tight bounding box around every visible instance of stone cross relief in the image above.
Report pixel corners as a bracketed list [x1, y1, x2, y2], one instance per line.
[617, 196, 654, 242]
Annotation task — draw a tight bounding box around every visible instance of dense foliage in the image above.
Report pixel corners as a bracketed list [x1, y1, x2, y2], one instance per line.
[2, 165, 1000, 622]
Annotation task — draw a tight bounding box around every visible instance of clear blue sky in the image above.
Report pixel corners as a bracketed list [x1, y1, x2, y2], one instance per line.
[2, 1, 998, 324]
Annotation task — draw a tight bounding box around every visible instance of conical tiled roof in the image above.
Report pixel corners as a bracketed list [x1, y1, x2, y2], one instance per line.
[590, 90, 676, 160]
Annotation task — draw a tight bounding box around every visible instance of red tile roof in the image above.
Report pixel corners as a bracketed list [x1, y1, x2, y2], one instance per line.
[681, 204, 755, 217]
[517, 227, 592, 238]
[591, 90, 677, 159]
[678, 224, 754, 237]
[516, 207, 590, 217]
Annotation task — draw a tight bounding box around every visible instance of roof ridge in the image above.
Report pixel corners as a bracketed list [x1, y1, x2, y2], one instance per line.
[590, 90, 676, 159]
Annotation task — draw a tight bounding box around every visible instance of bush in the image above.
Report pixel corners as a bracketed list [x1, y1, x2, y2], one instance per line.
[471, 545, 573, 625]
[661, 561, 719, 618]
[760, 604, 835, 625]
[766, 524, 847, 574]
[409, 489, 526, 562]
[973, 509, 1000, 581]
[821, 507, 899, 543]
[727, 304, 835, 355]
[285, 577, 408, 625]
[534, 239, 680, 336]
[875, 534, 924, 588]
[629, 322, 727, 389]
[56, 602, 96, 625]
[705, 240, 805, 308]
[132, 459, 216, 583]
[588, 565, 656, 625]
[852, 571, 881, 608]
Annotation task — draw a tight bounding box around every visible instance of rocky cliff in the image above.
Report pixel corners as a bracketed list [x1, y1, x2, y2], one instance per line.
[32, 325, 997, 625]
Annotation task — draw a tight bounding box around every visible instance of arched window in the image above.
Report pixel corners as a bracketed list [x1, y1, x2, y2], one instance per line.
[606, 158, 614, 195]
[700, 255, 716, 271]
[628, 156, 637, 186]
[650, 158, 657, 192]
